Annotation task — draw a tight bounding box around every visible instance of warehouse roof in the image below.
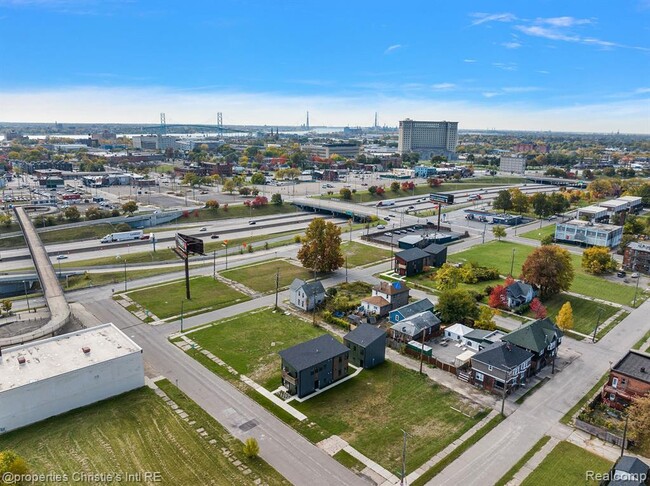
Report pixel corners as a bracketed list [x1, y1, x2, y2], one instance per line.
[0, 323, 141, 393]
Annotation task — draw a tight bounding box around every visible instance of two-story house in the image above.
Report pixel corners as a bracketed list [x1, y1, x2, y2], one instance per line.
[371, 281, 410, 310]
[505, 281, 534, 309]
[501, 317, 563, 374]
[289, 279, 326, 311]
[390, 310, 441, 343]
[279, 335, 349, 398]
[602, 349, 650, 410]
[389, 298, 435, 324]
[344, 324, 386, 369]
[469, 342, 534, 394]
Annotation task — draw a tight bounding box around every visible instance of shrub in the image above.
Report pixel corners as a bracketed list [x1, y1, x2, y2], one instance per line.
[242, 438, 260, 458]
[294, 234, 302, 243]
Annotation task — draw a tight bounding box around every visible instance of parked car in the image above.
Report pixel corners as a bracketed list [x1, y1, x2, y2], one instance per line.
[408, 205, 415, 209]
[377, 225, 386, 229]
[385, 232, 392, 237]
[617, 271, 626, 278]
[631, 272, 639, 278]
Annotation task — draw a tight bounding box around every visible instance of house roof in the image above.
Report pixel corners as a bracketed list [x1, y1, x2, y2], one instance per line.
[506, 281, 533, 299]
[290, 278, 325, 296]
[344, 324, 386, 347]
[390, 311, 440, 337]
[612, 350, 650, 383]
[398, 235, 423, 245]
[501, 317, 563, 353]
[465, 329, 494, 342]
[615, 456, 650, 475]
[362, 295, 390, 308]
[395, 247, 430, 263]
[422, 243, 447, 255]
[445, 323, 473, 337]
[472, 342, 533, 370]
[279, 335, 349, 371]
[373, 280, 409, 295]
[393, 298, 435, 319]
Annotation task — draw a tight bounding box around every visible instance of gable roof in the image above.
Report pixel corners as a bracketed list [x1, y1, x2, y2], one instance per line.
[362, 295, 390, 308]
[395, 247, 430, 263]
[612, 350, 650, 383]
[390, 311, 440, 336]
[501, 318, 563, 353]
[290, 278, 325, 296]
[393, 298, 435, 319]
[344, 324, 386, 347]
[279, 334, 349, 371]
[615, 456, 650, 475]
[445, 323, 473, 337]
[472, 342, 533, 370]
[506, 281, 533, 299]
[373, 280, 410, 295]
[422, 243, 446, 255]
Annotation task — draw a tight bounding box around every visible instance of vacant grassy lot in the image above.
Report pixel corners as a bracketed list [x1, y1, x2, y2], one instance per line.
[127, 276, 249, 318]
[0, 222, 116, 249]
[294, 362, 483, 473]
[0, 386, 287, 486]
[528, 293, 618, 336]
[450, 241, 641, 306]
[342, 241, 391, 267]
[65, 266, 188, 290]
[187, 308, 324, 389]
[221, 259, 313, 293]
[520, 441, 612, 486]
[177, 203, 298, 223]
[520, 224, 556, 241]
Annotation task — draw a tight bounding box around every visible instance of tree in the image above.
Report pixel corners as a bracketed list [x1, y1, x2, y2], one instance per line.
[529, 298, 548, 319]
[488, 285, 508, 309]
[239, 187, 252, 196]
[492, 225, 506, 241]
[436, 289, 479, 323]
[581, 246, 617, 274]
[297, 218, 344, 273]
[628, 393, 650, 453]
[271, 193, 283, 205]
[390, 181, 400, 193]
[521, 245, 574, 299]
[493, 190, 513, 213]
[401, 181, 415, 191]
[541, 234, 554, 245]
[242, 437, 260, 458]
[530, 193, 553, 218]
[222, 178, 236, 194]
[121, 201, 138, 214]
[548, 192, 570, 214]
[475, 306, 496, 330]
[510, 189, 530, 214]
[367, 185, 377, 195]
[555, 301, 573, 330]
[63, 205, 81, 222]
[434, 263, 461, 290]
[182, 173, 200, 186]
[250, 172, 266, 185]
[1, 300, 12, 315]
[427, 177, 443, 187]
[0, 450, 29, 477]
[375, 186, 385, 196]
[624, 215, 645, 235]
[0, 213, 12, 228]
[339, 188, 352, 200]
[205, 199, 220, 210]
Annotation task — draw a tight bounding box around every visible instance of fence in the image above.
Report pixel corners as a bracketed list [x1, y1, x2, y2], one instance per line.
[574, 418, 628, 449]
[402, 346, 458, 374]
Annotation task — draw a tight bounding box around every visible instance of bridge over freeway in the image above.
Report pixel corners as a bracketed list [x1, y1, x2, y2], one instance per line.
[1, 207, 71, 346]
[292, 197, 421, 226]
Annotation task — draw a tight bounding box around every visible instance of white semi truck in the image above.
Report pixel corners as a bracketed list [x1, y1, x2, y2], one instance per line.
[100, 230, 147, 243]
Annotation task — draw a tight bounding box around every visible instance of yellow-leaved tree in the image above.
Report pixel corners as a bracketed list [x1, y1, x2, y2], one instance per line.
[556, 302, 574, 330]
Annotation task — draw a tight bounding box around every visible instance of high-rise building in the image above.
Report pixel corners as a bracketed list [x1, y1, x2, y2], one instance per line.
[398, 119, 458, 159]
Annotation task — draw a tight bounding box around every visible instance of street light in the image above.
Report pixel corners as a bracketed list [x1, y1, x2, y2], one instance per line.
[23, 280, 31, 313]
[116, 255, 127, 292]
[592, 307, 604, 343]
[510, 248, 516, 276]
[180, 299, 186, 332]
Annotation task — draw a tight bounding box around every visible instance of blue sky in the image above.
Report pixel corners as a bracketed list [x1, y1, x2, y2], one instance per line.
[1, 0, 649, 133]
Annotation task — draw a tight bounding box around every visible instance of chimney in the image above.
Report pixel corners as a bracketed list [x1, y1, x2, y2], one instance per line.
[82, 346, 91, 354]
[642, 367, 646, 373]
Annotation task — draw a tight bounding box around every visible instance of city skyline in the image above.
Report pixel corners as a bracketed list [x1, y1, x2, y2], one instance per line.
[0, 0, 649, 133]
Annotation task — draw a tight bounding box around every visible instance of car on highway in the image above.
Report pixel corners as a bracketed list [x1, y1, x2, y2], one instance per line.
[389, 213, 396, 217]
[199, 227, 207, 232]
[468, 194, 482, 201]
[200, 190, 208, 194]
[210, 234, 220, 239]
[385, 232, 392, 237]
[56, 255, 68, 260]
[548, 215, 557, 220]
[408, 205, 415, 209]
[248, 221, 256, 225]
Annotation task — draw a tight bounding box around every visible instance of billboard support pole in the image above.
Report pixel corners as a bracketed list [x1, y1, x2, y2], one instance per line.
[437, 204, 442, 231]
[185, 255, 191, 300]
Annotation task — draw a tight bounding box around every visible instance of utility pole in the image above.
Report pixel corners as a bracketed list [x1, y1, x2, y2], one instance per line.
[510, 248, 516, 276]
[312, 288, 317, 326]
[345, 257, 348, 284]
[633, 273, 641, 307]
[419, 328, 426, 374]
[501, 378, 508, 416]
[274, 267, 280, 309]
[621, 415, 629, 456]
[23, 281, 30, 313]
[592, 307, 604, 343]
[123, 259, 128, 292]
[213, 250, 216, 280]
[180, 300, 185, 332]
[400, 429, 408, 486]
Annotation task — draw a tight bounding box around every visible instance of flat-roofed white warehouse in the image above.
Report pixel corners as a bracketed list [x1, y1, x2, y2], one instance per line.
[0, 323, 144, 433]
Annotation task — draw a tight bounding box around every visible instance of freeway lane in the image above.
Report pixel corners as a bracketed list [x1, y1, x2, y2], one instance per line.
[82, 297, 366, 486]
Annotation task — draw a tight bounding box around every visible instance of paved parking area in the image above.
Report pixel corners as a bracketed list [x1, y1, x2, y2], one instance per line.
[427, 336, 471, 365]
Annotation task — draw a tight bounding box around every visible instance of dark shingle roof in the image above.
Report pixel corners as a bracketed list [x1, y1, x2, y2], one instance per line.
[393, 298, 435, 319]
[465, 329, 493, 341]
[615, 456, 650, 476]
[390, 311, 440, 337]
[290, 278, 325, 296]
[612, 350, 650, 383]
[279, 335, 349, 371]
[344, 324, 386, 347]
[472, 342, 533, 370]
[395, 247, 429, 263]
[506, 281, 533, 299]
[501, 318, 562, 353]
[422, 243, 446, 255]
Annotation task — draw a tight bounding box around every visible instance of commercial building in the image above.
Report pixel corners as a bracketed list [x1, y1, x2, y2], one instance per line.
[623, 242, 650, 274]
[597, 196, 643, 221]
[302, 143, 360, 159]
[555, 219, 623, 248]
[602, 349, 650, 410]
[576, 205, 609, 222]
[344, 324, 386, 369]
[398, 119, 458, 159]
[0, 323, 144, 434]
[499, 156, 527, 175]
[132, 135, 178, 151]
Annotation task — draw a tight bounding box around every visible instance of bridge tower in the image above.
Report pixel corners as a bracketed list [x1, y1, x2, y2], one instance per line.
[306, 111, 310, 130]
[160, 112, 166, 134]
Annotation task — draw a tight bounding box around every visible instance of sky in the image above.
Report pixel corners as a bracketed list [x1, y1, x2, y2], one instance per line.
[0, 0, 649, 133]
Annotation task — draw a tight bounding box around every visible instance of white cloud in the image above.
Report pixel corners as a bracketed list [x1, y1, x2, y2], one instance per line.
[384, 44, 402, 54]
[492, 62, 518, 71]
[469, 12, 517, 26]
[635, 87, 650, 94]
[0, 86, 648, 134]
[501, 86, 542, 93]
[463, 59, 477, 63]
[431, 83, 456, 90]
[537, 16, 592, 27]
[501, 41, 522, 49]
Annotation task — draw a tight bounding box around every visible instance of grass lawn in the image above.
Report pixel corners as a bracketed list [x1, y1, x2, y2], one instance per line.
[527, 293, 618, 336]
[342, 241, 392, 267]
[127, 276, 249, 318]
[520, 441, 613, 486]
[177, 203, 298, 223]
[187, 308, 325, 389]
[450, 241, 641, 306]
[0, 385, 287, 485]
[333, 450, 365, 473]
[293, 362, 484, 473]
[0, 223, 116, 249]
[520, 224, 556, 241]
[221, 259, 313, 294]
[64, 266, 192, 290]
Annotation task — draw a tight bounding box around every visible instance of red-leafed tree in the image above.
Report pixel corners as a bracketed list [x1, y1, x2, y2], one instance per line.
[427, 178, 443, 187]
[530, 298, 547, 319]
[401, 181, 415, 191]
[488, 285, 507, 309]
[375, 186, 385, 196]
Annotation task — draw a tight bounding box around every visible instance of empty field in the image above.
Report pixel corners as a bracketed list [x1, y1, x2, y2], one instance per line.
[342, 241, 392, 267]
[221, 259, 313, 293]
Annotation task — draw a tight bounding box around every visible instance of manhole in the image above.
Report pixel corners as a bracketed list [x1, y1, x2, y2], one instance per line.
[239, 419, 258, 431]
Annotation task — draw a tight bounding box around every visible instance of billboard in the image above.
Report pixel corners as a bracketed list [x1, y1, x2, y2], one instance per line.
[429, 193, 454, 205]
[175, 233, 205, 257]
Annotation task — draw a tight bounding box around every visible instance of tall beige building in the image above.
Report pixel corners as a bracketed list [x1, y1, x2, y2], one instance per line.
[398, 119, 458, 159]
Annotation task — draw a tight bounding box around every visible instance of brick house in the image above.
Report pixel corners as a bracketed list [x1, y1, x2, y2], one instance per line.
[602, 349, 650, 410]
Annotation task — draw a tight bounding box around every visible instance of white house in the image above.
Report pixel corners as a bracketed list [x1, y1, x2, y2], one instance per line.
[444, 323, 473, 342]
[0, 323, 144, 434]
[361, 296, 391, 317]
[289, 279, 326, 311]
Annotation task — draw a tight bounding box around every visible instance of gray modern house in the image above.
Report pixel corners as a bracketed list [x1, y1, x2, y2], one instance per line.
[279, 335, 349, 398]
[344, 324, 386, 369]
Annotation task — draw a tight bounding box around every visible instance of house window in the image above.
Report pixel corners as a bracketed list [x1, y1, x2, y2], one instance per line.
[609, 393, 616, 401]
[475, 372, 484, 382]
[488, 365, 493, 371]
[612, 377, 618, 389]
